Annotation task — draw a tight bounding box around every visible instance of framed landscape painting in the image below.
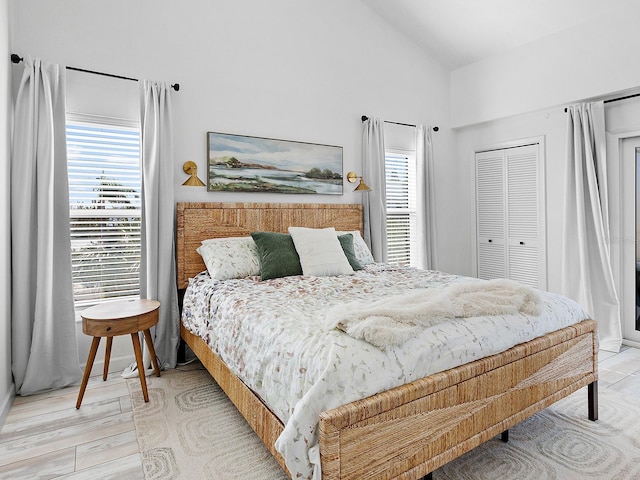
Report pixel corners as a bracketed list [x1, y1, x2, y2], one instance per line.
[207, 132, 343, 194]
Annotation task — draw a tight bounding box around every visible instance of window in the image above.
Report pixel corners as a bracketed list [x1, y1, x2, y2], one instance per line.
[66, 116, 141, 308]
[385, 150, 417, 266]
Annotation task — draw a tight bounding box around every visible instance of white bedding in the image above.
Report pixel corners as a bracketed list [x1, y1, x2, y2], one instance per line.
[181, 263, 590, 480]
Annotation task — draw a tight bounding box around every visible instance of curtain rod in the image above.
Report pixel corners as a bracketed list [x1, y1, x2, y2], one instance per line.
[361, 115, 439, 132]
[11, 53, 180, 91]
[604, 92, 640, 104]
[563, 92, 640, 112]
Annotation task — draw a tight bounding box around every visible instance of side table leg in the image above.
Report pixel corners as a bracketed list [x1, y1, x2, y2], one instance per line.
[143, 329, 161, 377]
[131, 332, 149, 402]
[103, 337, 113, 381]
[76, 336, 101, 409]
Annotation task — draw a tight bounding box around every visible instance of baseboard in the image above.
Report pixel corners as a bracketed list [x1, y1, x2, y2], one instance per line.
[83, 354, 136, 378]
[622, 338, 640, 349]
[0, 382, 16, 431]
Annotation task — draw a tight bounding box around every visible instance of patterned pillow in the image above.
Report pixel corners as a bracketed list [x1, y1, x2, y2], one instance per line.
[288, 227, 354, 277]
[336, 230, 374, 266]
[196, 236, 260, 280]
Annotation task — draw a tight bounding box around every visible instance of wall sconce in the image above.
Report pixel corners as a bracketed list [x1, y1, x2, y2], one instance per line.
[182, 161, 205, 186]
[346, 171, 371, 192]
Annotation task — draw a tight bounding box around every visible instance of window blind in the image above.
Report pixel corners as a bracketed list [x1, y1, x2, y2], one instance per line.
[67, 121, 141, 308]
[385, 151, 417, 266]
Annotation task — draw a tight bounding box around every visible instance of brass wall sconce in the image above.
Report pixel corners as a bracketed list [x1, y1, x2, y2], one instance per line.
[182, 161, 205, 186]
[346, 171, 371, 191]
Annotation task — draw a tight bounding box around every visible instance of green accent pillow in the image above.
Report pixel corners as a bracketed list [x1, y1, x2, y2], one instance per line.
[338, 233, 363, 271]
[250, 231, 303, 280]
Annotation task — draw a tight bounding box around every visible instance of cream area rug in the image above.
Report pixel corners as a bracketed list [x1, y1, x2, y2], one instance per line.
[129, 364, 640, 480]
[128, 364, 286, 480]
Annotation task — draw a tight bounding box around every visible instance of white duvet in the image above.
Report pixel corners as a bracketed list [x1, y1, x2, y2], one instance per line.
[181, 264, 590, 480]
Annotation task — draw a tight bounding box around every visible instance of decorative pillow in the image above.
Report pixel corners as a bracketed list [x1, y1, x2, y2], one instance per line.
[288, 227, 354, 277]
[250, 231, 303, 280]
[337, 234, 363, 271]
[336, 230, 375, 266]
[196, 236, 260, 280]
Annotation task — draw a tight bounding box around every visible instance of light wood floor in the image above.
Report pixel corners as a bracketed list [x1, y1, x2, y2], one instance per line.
[0, 371, 143, 479]
[1, 347, 640, 479]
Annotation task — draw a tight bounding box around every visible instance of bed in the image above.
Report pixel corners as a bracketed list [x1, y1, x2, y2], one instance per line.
[176, 201, 598, 480]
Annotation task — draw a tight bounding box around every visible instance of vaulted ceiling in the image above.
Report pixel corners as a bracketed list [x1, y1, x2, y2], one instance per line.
[362, 0, 636, 69]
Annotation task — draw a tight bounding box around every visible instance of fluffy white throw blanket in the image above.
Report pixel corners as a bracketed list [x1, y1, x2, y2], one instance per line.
[325, 279, 542, 350]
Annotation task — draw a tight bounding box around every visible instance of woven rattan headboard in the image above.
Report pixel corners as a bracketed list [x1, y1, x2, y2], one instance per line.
[175, 202, 364, 289]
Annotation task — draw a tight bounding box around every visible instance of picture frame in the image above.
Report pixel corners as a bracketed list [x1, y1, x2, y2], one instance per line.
[207, 131, 343, 194]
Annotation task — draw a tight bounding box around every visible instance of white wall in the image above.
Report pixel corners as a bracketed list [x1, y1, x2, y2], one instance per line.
[453, 77, 640, 353]
[13, 0, 454, 199]
[454, 107, 567, 291]
[1, 0, 15, 425]
[452, 5, 640, 342]
[451, 3, 640, 127]
[13, 0, 463, 366]
[454, 98, 640, 292]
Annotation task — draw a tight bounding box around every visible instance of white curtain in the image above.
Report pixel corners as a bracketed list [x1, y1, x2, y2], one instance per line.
[362, 117, 387, 262]
[11, 57, 81, 395]
[415, 125, 438, 270]
[139, 80, 180, 369]
[562, 101, 621, 352]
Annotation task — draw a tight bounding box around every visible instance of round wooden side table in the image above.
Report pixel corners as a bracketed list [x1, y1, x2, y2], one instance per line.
[76, 299, 161, 409]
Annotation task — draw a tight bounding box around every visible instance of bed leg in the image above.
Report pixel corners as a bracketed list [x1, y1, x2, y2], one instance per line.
[422, 473, 433, 480]
[588, 380, 598, 421]
[177, 288, 186, 364]
[501, 430, 509, 442]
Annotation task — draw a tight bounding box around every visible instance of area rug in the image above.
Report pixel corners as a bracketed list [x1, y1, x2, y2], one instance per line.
[128, 364, 286, 480]
[129, 364, 640, 480]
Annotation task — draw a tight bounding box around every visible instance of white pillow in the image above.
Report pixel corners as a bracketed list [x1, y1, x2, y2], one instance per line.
[196, 236, 260, 280]
[336, 230, 374, 266]
[288, 227, 354, 277]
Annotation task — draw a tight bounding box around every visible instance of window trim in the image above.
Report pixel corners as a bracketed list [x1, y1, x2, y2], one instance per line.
[67, 112, 139, 130]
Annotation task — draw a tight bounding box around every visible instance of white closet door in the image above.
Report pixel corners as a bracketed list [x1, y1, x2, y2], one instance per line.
[475, 144, 545, 288]
[476, 151, 506, 280]
[506, 145, 540, 287]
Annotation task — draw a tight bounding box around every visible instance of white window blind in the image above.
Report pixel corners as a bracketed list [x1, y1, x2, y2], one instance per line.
[66, 118, 141, 308]
[385, 151, 417, 266]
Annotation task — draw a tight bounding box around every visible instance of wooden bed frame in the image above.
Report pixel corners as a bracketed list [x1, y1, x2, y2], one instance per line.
[176, 201, 598, 480]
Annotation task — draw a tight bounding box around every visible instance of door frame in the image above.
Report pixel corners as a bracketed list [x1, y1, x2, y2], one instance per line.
[609, 131, 640, 347]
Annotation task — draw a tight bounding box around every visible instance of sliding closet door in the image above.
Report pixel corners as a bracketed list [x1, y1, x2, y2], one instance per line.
[476, 144, 546, 288]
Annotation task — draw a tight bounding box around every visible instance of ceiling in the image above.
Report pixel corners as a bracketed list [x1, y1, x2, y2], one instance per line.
[362, 0, 634, 70]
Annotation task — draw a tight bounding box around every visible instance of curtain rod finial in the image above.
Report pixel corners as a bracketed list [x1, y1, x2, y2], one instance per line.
[172, 83, 180, 91]
[361, 115, 368, 122]
[433, 126, 439, 132]
[11, 53, 23, 64]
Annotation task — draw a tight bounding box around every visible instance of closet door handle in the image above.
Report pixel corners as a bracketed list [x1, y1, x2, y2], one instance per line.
[519, 241, 525, 245]
[488, 239, 492, 243]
